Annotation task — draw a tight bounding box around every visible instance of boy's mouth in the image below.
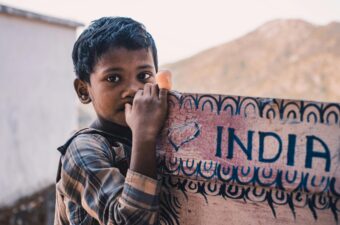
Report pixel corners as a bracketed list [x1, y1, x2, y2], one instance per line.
[118, 101, 133, 112]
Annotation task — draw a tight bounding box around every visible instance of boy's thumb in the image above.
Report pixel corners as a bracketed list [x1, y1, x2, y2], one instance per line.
[124, 103, 132, 115]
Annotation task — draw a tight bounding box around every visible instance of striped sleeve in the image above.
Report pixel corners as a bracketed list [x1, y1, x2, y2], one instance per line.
[121, 169, 161, 210]
[58, 133, 162, 225]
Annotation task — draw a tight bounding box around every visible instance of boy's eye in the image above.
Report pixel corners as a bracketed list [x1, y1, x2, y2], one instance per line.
[107, 75, 120, 83]
[137, 73, 152, 81]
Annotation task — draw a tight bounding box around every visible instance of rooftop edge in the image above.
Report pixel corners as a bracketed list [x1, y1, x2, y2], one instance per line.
[0, 4, 84, 28]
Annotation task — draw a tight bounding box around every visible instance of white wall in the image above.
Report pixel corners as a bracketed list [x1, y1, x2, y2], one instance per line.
[0, 14, 78, 206]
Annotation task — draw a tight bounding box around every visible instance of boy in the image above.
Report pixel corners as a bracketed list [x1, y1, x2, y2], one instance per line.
[54, 17, 168, 225]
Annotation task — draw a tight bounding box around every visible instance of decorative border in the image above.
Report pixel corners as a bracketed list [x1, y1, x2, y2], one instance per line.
[168, 93, 340, 125]
[158, 157, 340, 223]
[160, 187, 181, 225]
[161, 175, 339, 223]
[160, 157, 339, 196]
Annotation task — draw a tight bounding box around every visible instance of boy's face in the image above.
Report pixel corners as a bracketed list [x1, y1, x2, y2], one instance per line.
[76, 47, 156, 127]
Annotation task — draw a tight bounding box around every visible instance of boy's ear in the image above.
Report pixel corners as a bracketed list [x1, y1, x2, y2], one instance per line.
[74, 78, 91, 104]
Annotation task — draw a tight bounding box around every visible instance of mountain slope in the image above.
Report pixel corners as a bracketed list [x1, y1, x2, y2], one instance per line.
[165, 19, 340, 102]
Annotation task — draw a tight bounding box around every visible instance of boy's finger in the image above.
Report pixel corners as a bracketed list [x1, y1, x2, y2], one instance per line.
[135, 89, 143, 98]
[143, 83, 152, 96]
[124, 103, 132, 115]
[159, 88, 168, 101]
[151, 84, 159, 97]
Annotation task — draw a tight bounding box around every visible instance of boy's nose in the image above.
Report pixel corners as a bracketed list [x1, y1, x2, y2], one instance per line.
[121, 82, 143, 99]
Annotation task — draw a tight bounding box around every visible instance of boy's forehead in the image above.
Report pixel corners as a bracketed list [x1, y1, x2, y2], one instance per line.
[94, 47, 154, 72]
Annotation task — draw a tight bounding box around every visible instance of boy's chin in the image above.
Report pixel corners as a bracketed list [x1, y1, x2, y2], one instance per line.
[117, 120, 129, 127]
[99, 113, 128, 128]
[113, 113, 129, 127]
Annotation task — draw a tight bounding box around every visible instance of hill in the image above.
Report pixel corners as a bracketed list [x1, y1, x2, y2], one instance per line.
[165, 19, 340, 102]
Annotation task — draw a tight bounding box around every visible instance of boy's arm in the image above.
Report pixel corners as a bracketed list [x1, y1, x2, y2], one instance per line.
[125, 83, 168, 179]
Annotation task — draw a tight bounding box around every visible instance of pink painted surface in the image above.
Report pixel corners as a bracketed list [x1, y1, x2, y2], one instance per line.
[156, 93, 340, 225]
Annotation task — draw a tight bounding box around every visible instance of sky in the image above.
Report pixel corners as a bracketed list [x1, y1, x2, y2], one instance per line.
[1, 0, 340, 65]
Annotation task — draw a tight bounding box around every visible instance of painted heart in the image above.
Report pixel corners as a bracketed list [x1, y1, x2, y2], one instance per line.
[168, 121, 201, 151]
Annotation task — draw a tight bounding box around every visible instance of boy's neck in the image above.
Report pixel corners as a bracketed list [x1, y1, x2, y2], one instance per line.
[90, 117, 132, 140]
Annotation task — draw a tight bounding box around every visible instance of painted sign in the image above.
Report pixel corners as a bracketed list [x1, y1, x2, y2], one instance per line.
[156, 93, 340, 225]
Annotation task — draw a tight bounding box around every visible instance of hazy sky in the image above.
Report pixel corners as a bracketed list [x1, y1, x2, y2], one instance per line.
[1, 0, 340, 64]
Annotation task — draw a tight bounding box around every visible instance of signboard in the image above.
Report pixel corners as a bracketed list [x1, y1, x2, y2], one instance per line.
[156, 93, 340, 225]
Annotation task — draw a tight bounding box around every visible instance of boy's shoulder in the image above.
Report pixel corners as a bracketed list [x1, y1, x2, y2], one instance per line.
[57, 128, 110, 156]
[58, 127, 132, 154]
[56, 127, 131, 182]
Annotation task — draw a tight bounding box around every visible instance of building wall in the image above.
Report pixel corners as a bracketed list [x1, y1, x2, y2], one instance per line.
[0, 14, 78, 206]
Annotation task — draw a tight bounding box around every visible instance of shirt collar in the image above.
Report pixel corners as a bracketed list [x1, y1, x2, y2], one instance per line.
[90, 118, 132, 141]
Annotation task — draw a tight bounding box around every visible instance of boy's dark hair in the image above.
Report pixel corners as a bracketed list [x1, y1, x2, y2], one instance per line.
[72, 17, 158, 82]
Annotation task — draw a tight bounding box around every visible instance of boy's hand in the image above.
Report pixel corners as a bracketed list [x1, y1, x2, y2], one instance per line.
[125, 83, 168, 179]
[125, 83, 168, 140]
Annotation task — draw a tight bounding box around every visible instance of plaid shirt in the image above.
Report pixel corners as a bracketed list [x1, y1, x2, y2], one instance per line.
[54, 127, 162, 225]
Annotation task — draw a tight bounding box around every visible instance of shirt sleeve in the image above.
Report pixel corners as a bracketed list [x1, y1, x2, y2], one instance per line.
[59, 133, 161, 225]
